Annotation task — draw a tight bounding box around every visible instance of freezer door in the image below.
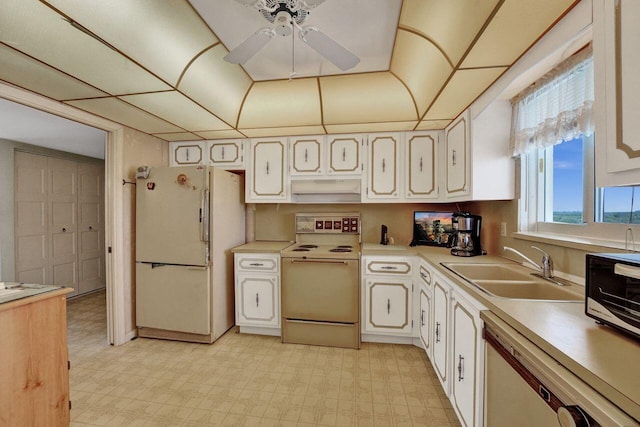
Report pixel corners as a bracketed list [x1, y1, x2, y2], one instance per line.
[136, 166, 208, 265]
[136, 263, 210, 335]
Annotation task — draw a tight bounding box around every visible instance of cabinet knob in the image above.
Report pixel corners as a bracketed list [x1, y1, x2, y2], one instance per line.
[62, 227, 67, 232]
[89, 226, 93, 230]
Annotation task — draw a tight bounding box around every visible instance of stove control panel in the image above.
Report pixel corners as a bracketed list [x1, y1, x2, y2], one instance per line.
[295, 213, 360, 234]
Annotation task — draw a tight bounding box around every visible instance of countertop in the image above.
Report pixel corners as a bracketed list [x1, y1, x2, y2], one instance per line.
[231, 240, 293, 253]
[0, 286, 72, 312]
[364, 244, 640, 422]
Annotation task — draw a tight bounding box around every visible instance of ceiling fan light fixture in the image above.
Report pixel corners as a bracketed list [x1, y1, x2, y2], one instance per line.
[274, 11, 293, 36]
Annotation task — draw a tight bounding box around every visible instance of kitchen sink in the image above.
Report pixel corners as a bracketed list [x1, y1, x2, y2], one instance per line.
[441, 262, 583, 302]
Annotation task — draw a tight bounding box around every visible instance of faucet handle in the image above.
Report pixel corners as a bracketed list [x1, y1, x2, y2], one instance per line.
[531, 246, 553, 277]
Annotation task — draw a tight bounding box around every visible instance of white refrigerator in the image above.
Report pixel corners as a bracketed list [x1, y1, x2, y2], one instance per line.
[135, 165, 245, 343]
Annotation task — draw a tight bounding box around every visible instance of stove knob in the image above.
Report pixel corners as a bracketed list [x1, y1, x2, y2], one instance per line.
[557, 406, 596, 427]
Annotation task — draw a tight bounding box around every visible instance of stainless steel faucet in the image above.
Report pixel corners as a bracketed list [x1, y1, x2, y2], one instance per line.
[503, 245, 554, 279]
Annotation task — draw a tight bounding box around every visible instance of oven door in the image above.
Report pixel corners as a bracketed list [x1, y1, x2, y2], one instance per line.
[282, 258, 359, 323]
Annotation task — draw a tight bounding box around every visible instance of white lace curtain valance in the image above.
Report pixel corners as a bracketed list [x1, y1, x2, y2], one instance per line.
[510, 45, 594, 157]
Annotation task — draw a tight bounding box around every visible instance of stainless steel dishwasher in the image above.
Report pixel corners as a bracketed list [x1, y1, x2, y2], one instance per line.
[483, 313, 637, 427]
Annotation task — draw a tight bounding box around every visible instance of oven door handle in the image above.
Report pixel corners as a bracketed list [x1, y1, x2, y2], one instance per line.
[289, 259, 349, 265]
[614, 263, 640, 280]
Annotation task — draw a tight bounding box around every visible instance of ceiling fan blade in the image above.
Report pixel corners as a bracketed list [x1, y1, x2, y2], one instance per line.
[300, 27, 360, 71]
[233, 0, 259, 6]
[224, 28, 275, 64]
[301, 0, 326, 7]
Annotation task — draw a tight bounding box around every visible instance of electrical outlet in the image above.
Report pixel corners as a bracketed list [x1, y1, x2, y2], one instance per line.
[500, 222, 507, 237]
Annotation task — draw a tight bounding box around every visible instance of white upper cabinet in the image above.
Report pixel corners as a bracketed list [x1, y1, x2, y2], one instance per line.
[169, 141, 205, 166]
[289, 136, 324, 176]
[594, 0, 640, 186]
[444, 112, 470, 200]
[364, 133, 402, 201]
[327, 134, 362, 176]
[207, 140, 244, 170]
[405, 131, 439, 200]
[246, 138, 289, 203]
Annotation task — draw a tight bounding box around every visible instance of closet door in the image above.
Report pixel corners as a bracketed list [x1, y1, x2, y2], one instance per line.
[14, 152, 49, 284]
[77, 162, 105, 294]
[48, 157, 78, 295]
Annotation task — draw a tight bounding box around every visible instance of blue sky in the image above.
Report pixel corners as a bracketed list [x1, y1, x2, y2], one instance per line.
[553, 136, 637, 213]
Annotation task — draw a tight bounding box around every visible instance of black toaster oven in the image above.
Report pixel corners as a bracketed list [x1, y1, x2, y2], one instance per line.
[586, 253, 640, 339]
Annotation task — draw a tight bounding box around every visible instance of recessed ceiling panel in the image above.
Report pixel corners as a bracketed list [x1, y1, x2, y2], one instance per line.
[391, 30, 453, 116]
[320, 72, 417, 124]
[424, 67, 507, 120]
[44, 0, 218, 86]
[461, 0, 578, 68]
[192, 0, 402, 81]
[325, 122, 418, 134]
[194, 130, 248, 140]
[399, 0, 501, 66]
[238, 78, 321, 129]
[65, 98, 184, 134]
[151, 132, 203, 142]
[179, 45, 252, 127]
[0, 44, 106, 101]
[120, 91, 231, 132]
[0, 1, 171, 95]
[415, 120, 452, 131]
[240, 126, 327, 138]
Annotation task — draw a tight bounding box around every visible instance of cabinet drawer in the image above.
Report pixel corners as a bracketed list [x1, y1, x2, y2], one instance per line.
[364, 258, 412, 275]
[418, 264, 432, 289]
[235, 254, 280, 273]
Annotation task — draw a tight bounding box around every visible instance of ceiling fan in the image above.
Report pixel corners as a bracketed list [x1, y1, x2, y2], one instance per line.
[224, 0, 360, 73]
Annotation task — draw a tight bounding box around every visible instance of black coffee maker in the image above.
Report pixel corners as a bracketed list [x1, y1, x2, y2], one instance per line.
[448, 212, 483, 257]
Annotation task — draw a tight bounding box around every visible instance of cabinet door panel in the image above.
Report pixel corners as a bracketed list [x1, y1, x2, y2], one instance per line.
[327, 135, 361, 175]
[208, 141, 243, 168]
[171, 141, 204, 166]
[365, 279, 411, 333]
[452, 301, 478, 427]
[419, 288, 431, 357]
[367, 134, 400, 199]
[290, 137, 323, 175]
[445, 114, 469, 198]
[432, 281, 449, 392]
[247, 139, 287, 201]
[236, 273, 279, 327]
[406, 132, 438, 199]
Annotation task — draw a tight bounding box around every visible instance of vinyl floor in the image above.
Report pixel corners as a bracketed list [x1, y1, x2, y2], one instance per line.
[67, 290, 461, 426]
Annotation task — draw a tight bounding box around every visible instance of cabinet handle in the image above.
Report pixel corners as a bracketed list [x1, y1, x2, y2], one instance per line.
[342, 147, 346, 162]
[387, 298, 391, 314]
[221, 146, 225, 160]
[457, 355, 464, 381]
[452, 149, 457, 166]
[89, 226, 93, 230]
[382, 158, 386, 173]
[256, 293, 259, 307]
[435, 322, 440, 343]
[266, 161, 270, 175]
[249, 263, 264, 267]
[421, 309, 425, 327]
[186, 148, 190, 162]
[304, 148, 308, 163]
[62, 227, 67, 232]
[419, 156, 423, 172]
[380, 266, 397, 270]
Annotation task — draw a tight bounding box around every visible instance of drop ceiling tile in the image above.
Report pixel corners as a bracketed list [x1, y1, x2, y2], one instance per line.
[179, 45, 252, 127]
[152, 132, 203, 142]
[238, 79, 321, 129]
[194, 130, 247, 140]
[424, 67, 506, 120]
[461, 0, 577, 68]
[0, 44, 106, 100]
[240, 126, 326, 138]
[65, 97, 183, 134]
[399, 0, 501, 65]
[120, 91, 231, 132]
[325, 122, 418, 134]
[391, 30, 453, 116]
[320, 72, 417, 125]
[44, 0, 218, 86]
[415, 120, 452, 131]
[0, 0, 170, 95]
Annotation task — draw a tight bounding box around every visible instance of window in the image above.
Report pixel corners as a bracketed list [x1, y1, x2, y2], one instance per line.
[514, 45, 640, 248]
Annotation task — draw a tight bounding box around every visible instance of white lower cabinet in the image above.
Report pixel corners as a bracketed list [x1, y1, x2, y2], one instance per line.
[362, 256, 414, 337]
[234, 253, 280, 333]
[421, 259, 486, 427]
[418, 261, 433, 357]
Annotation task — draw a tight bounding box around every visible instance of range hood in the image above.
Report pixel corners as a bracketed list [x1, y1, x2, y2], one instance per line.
[290, 178, 362, 203]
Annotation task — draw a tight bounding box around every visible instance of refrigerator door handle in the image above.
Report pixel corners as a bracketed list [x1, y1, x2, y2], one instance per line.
[200, 189, 210, 243]
[151, 263, 166, 269]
